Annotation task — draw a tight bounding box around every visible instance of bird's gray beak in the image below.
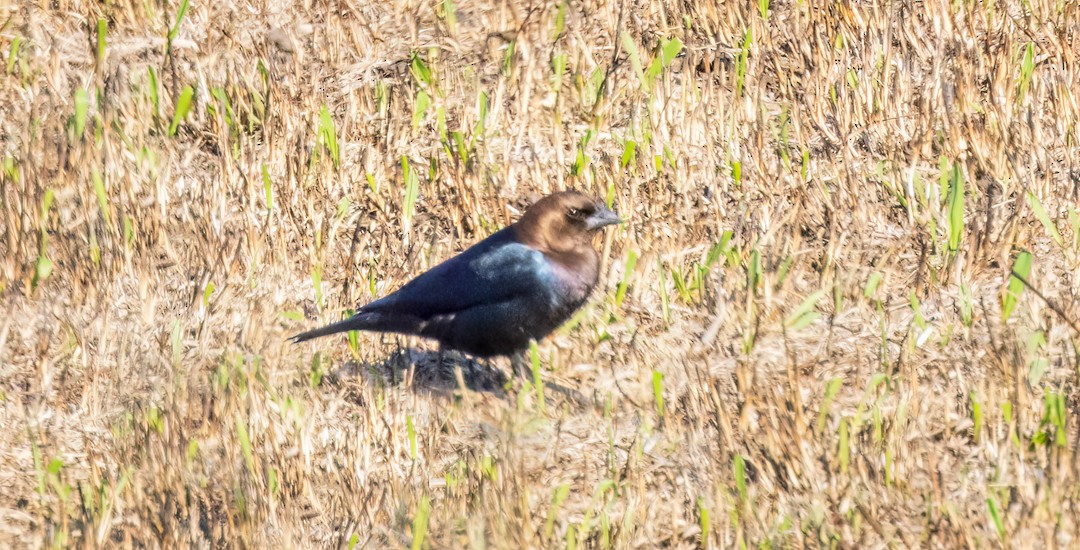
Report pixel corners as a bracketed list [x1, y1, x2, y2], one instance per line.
[586, 204, 623, 231]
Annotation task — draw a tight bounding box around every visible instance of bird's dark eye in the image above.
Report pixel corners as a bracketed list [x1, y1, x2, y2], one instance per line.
[567, 207, 583, 218]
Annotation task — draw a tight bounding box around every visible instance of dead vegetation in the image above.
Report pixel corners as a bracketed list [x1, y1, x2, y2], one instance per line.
[2, 0, 1080, 547]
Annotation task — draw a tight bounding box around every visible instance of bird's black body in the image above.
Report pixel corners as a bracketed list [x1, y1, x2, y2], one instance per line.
[291, 191, 621, 357]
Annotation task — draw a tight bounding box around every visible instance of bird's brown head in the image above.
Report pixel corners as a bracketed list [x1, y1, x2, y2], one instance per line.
[513, 191, 622, 257]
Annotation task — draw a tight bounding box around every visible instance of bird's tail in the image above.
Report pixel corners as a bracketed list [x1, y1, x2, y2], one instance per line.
[289, 311, 424, 344]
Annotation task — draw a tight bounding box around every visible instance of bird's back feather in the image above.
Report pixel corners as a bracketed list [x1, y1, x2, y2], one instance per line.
[362, 227, 555, 318]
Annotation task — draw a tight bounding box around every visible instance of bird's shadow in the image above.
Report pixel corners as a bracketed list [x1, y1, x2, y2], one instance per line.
[327, 348, 591, 406]
[328, 348, 512, 398]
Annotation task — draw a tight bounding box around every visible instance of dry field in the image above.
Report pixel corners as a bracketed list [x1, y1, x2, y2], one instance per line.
[2, 0, 1080, 547]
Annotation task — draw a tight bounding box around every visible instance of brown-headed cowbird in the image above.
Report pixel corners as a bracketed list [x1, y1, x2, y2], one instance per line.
[291, 191, 622, 357]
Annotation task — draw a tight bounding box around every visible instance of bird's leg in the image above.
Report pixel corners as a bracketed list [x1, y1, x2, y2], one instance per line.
[510, 352, 531, 382]
[440, 346, 462, 389]
[403, 344, 416, 389]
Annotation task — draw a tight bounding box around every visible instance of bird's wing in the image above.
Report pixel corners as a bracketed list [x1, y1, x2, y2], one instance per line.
[361, 231, 553, 319]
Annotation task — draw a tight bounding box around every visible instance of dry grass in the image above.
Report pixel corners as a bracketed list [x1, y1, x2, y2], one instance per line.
[2, 0, 1080, 547]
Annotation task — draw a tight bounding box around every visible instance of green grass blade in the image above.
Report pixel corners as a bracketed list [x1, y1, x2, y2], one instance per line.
[168, 85, 194, 136]
[1002, 250, 1032, 320]
[785, 289, 827, 330]
[947, 162, 964, 251]
[411, 495, 430, 550]
[620, 32, 645, 88]
[73, 88, 89, 138]
[169, 0, 190, 43]
[1026, 192, 1063, 247]
[317, 104, 339, 167]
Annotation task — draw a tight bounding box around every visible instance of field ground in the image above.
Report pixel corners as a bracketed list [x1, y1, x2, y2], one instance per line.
[2, 0, 1080, 547]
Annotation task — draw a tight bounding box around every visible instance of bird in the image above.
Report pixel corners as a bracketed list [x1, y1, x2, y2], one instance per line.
[290, 191, 622, 358]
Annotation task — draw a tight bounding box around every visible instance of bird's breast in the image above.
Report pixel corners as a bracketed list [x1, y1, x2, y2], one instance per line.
[546, 261, 596, 309]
